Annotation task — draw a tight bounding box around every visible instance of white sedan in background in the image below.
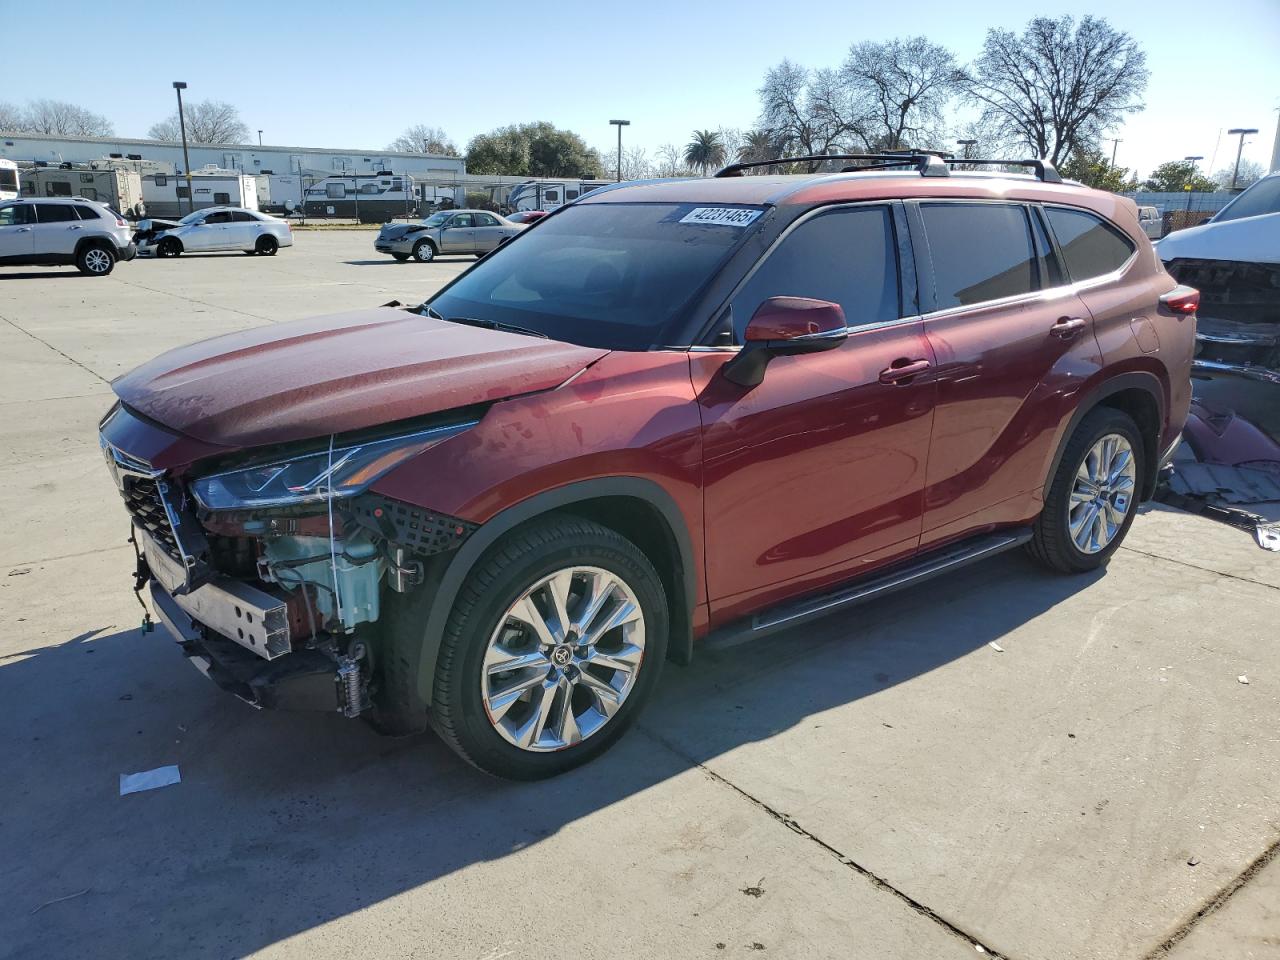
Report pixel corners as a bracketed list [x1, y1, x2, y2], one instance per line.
[135, 207, 293, 258]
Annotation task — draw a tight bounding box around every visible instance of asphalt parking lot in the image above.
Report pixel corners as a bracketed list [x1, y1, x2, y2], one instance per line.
[1, 232, 1277, 960]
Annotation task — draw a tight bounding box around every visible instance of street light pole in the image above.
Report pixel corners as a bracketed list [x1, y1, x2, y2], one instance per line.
[1109, 138, 1122, 167]
[1227, 127, 1258, 190]
[172, 82, 193, 216]
[956, 138, 977, 160]
[609, 119, 630, 182]
[1183, 155, 1204, 213]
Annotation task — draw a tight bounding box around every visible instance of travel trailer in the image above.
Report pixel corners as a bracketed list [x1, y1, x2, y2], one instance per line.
[302, 173, 417, 222]
[19, 162, 145, 218]
[140, 169, 259, 218]
[505, 178, 611, 212]
[0, 159, 17, 201]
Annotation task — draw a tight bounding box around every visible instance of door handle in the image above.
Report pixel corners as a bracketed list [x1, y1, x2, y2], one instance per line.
[68, 225, 82, 231]
[1051, 316, 1088, 339]
[879, 358, 932, 384]
[16, 227, 31, 232]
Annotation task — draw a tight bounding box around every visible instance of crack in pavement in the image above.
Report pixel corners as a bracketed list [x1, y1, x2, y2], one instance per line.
[1119, 544, 1278, 592]
[1140, 834, 1280, 958]
[108, 276, 279, 324]
[638, 724, 1012, 959]
[0, 310, 110, 385]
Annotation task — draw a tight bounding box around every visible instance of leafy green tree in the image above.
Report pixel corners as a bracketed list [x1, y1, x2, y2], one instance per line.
[683, 130, 726, 176]
[1143, 160, 1216, 193]
[465, 122, 602, 178]
[1059, 146, 1136, 192]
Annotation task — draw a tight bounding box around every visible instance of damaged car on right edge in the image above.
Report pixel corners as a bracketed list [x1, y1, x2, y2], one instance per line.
[101, 154, 1196, 780]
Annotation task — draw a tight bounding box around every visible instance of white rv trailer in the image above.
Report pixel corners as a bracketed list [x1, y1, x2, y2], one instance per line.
[302, 172, 417, 222]
[19, 162, 145, 218]
[140, 169, 259, 218]
[258, 173, 307, 214]
[505, 179, 612, 212]
[0, 159, 17, 201]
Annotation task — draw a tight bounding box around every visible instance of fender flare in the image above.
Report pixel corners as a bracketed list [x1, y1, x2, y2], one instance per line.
[73, 235, 115, 258]
[413, 477, 697, 704]
[1044, 371, 1166, 501]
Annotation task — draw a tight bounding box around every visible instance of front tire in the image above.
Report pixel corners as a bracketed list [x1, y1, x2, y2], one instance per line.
[427, 517, 668, 780]
[392, 253, 410, 262]
[1028, 408, 1143, 573]
[157, 237, 181, 258]
[76, 244, 115, 276]
[255, 234, 279, 256]
[412, 239, 435, 262]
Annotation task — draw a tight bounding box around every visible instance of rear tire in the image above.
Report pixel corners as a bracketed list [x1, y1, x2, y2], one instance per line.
[1027, 408, 1144, 573]
[385, 516, 668, 780]
[255, 234, 279, 256]
[412, 239, 435, 262]
[76, 244, 115, 276]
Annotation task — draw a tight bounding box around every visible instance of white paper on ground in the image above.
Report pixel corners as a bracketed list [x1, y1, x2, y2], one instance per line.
[119, 765, 181, 796]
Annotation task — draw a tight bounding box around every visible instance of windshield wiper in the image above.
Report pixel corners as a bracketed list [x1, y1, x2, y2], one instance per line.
[420, 305, 548, 339]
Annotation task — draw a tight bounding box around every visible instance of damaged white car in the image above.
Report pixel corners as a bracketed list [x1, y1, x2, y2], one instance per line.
[1158, 173, 1280, 384]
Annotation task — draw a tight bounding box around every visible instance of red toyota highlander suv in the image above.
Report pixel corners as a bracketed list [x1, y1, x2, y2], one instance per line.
[100, 154, 1197, 779]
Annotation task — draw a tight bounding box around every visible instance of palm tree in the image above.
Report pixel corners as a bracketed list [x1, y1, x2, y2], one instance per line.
[737, 129, 781, 172]
[684, 130, 726, 176]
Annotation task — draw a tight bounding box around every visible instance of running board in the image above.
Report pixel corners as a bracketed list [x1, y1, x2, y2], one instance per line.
[749, 529, 1033, 636]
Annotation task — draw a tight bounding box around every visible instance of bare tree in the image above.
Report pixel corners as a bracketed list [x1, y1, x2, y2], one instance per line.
[1214, 159, 1263, 191]
[957, 16, 1148, 165]
[757, 60, 868, 169]
[654, 144, 695, 178]
[19, 99, 114, 137]
[0, 101, 24, 131]
[387, 124, 459, 156]
[600, 146, 652, 180]
[841, 37, 958, 151]
[148, 100, 249, 144]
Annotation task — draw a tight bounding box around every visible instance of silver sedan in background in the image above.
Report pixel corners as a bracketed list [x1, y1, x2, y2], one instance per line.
[374, 209, 524, 262]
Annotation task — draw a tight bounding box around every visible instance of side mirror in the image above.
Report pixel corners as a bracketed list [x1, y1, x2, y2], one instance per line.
[722, 297, 848, 388]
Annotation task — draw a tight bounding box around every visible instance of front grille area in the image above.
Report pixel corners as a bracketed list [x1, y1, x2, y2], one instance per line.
[123, 477, 183, 563]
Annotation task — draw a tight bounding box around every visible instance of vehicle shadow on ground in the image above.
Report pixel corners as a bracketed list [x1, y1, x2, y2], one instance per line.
[0, 552, 1103, 957]
[342, 257, 476, 265]
[0, 271, 92, 281]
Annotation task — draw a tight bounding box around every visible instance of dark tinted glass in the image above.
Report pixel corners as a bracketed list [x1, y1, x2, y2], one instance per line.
[731, 206, 899, 339]
[231, 211, 253, 222]
[1029, 208, 1061, 286]
[204, 211, 232, 224]
[429, 202, 756, 350]
[74, 204, 105, 220]
[1044, 207, 1135, 280]
[36, 204, 80, 223]
[0, 204, 34, 226]
[921, 203, 1035, 308]
[1212, 176, 1280, 223]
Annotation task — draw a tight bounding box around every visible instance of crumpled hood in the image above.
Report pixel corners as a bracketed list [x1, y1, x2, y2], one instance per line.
[1157, 212, 1280, 266]
[378, 223, 429, 241]
[112, 307, 607, 449]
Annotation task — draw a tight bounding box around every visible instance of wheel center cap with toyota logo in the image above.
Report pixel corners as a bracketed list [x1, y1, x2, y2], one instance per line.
[551, 645, 573, 667]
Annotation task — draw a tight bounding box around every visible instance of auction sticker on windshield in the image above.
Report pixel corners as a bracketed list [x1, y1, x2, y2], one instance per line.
[678, 207, 763, 227]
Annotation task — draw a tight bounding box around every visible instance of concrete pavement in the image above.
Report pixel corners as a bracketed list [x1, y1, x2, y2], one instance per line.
[1, 233, 1276, 959]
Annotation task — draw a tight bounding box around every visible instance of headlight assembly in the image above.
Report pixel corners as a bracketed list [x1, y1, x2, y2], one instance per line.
[190, 422, 474, 511]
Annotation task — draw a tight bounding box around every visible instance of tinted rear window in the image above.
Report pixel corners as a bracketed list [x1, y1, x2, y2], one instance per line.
[1212, 176, 1280, 223]
[428, 202, 759, 350]
[75, 205, 104, 220]
[36, 204, 80, 223]
[920, 203, 1036, 308]
[732, 205, 899, 339]
[1044, 207, 1135, 281]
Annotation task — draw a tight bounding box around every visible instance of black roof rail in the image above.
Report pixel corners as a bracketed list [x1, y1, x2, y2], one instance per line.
[944, 158, 1062, 183]
[715, 153, 950, 179]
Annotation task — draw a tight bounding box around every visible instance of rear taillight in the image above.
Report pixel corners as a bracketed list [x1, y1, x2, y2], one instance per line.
[1159, 285, 1199, 314]
[115, 216, 126, 227]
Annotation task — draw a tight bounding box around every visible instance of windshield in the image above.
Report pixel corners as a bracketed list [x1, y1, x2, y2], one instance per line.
[422, 212, 450, 226]
[179, 211, 206, 225]
[1213, 175, 1280, 224]
[425, 202, 763, 350]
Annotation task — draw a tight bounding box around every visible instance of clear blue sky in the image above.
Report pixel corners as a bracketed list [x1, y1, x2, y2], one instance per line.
[3, 0, 1277, 178]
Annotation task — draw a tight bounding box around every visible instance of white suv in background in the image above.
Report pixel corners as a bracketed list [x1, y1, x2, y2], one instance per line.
[0, 197, 136, 276]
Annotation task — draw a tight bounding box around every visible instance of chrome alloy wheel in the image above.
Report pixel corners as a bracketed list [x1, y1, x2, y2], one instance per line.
[84, 248, 112, 273]
[480, 566, 646, 752]
[1069, 434, 1137, 554]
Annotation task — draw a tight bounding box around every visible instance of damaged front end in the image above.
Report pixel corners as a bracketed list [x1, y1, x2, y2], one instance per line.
[102, 411, 477, 718]
[1164, 256, 1280, 384]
